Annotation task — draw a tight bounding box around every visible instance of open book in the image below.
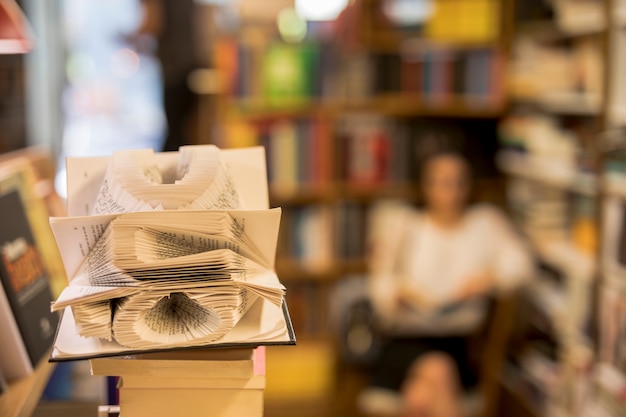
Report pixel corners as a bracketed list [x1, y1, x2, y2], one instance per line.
[49, 146, 295, 361]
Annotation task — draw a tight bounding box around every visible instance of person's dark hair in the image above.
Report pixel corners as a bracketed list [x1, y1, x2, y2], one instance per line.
[413, 123, 475, 207]
[414, 123, 471, 181]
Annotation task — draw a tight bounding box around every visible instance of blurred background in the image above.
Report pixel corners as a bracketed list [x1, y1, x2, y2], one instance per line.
[1, 0, 626, 416]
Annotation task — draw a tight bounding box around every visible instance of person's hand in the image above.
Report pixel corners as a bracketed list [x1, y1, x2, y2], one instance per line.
[395, 283, 439, 311]
[453, 272, 494, 302]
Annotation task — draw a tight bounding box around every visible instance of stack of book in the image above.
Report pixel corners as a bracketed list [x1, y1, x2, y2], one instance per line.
[46, 145, 295, 415]
[91, 348, 266, 417]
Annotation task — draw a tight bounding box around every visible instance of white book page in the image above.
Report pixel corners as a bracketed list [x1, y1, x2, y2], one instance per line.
[227, 209, 281, 270]
[65, 147, 269, 217]
[49, 213, 119, 280]
[220, 147, 269, 210]
[50, 209, 281, 285]
[66, 155, 110, 216]
[51, 296, 291, 359]
[52, 285, 138, 311]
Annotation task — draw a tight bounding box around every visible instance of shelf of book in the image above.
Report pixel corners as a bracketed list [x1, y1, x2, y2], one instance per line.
[497, 151, 598, 197]
[496, 1, 615, 413]
[0, 354, 55, 417]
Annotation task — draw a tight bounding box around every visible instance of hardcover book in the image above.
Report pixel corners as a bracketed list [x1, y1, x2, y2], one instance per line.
[0, 162, 58, 379]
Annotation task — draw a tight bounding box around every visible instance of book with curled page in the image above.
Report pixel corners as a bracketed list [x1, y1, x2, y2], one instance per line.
[48, 146, 295, 361]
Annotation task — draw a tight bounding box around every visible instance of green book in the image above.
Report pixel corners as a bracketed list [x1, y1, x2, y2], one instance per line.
[261, 43, 318, 106]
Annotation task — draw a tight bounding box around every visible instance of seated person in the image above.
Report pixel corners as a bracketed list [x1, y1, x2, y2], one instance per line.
[363, 147, 533, 417]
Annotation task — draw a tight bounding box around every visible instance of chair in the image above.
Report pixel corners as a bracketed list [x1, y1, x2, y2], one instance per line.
[335, 289, 519, 417]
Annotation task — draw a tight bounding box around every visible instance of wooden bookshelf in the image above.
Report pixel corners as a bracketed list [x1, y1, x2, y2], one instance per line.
[277, 259, 367, 282]
[496, 0, 626, 414]
[226, 96, 505, 121]
[270, 182, 418, 206]
[0, 355, 55, 417]
[210, 0, 509, 352]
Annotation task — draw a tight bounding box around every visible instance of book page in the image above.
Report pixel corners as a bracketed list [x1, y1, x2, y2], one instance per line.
[52, 285, 137, 310]
[50, 209, 281, 285]
[49, 213, 118, 280]
[51, 296, 293, 360]
[66, 147, 269, 217]
[220, 147, 269, 210]
[66, 155, 110, 216]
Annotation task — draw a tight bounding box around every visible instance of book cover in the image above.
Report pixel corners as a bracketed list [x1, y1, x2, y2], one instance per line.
[0, 166, 58, 376]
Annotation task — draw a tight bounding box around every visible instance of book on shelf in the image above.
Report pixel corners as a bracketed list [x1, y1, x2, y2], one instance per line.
[286, 282, 324, 336]
[217, 37, 342, 104]
[335, 201, 368, 261]
[279, 205, 334, 272]
[424, 0, 500, 43]
[262, 42, 319, 106]
[335, 51, 374, 101]
[508, 34, 603, 109]
[397, 46, 504, 105]
[219, 35, 503, 107]
[0, 160, 60, 381]
[48, 145, 295, 361]
[277, 203, 369, 278]
[338, 114, 412, 186]
[223, 117, 332, 194]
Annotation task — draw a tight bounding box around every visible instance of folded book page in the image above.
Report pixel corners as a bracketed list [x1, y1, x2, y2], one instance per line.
[50, 146, 293, 360]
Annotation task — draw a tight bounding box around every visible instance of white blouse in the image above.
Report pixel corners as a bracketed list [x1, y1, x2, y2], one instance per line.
[368, 203, 533, 335]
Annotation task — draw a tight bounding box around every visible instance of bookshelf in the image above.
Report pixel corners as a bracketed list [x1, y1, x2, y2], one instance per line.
[0, 355, 55, 417]
[497, 1, 626, 416]
[208, 0, 508, 349]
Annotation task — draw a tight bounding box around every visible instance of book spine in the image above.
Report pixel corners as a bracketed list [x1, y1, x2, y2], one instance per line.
[464, 50, 479, 101]
[422, 51, 432, 101]
[296, 120, 307, 186]
[490, 49, 504, 105]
